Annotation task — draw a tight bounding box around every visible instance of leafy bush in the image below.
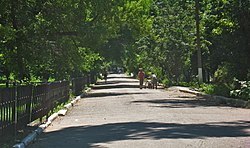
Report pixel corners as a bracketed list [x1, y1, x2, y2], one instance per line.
[214, 64, 229, 83]
[187, 82, 230, 97]
[213, 84, 231, 97]
[178, 82, 190, 87]
[162, 78, 172, 87]
[199, 83, 215, 94]
[230, 78, 250, 100]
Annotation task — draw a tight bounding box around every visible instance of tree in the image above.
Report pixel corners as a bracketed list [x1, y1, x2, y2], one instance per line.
[195, 0, 203, 83]
[201, 0, 250, 82]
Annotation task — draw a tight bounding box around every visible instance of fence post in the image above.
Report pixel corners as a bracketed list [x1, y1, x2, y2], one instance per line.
[91, 73, 94, 84]
[28, 85, 33, 123]
[71, 78, 76, 94]
[0, 90, 1, 136]
[45, 83, 50, 121]
[14, 85, 17, 141]
[88, 74, 91, 85]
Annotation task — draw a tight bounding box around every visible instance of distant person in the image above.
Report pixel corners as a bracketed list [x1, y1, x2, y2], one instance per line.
[103, 71, 108, 83]
[152, 73, 157, 89]
[138, 68, 145, 89]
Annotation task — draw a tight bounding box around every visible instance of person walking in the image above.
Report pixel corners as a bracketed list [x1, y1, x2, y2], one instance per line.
[138, 68, 145, 89]
[151, 73, 157, 89]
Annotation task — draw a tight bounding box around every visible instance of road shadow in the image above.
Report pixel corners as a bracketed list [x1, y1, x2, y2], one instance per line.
[29, 120, 250, 148]
[94, 76, 165, 90]
[86, 92, 149, 98]
[131, 95, 243, 108]
[93, 84, 140, 89]
[107, 76, 134, 79]
[96, 80, 139, 85]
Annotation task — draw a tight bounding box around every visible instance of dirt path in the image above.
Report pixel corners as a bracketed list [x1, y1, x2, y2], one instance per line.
[29, 74, 250, 148]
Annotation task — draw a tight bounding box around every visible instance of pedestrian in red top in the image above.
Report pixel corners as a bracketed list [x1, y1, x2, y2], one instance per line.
[138, 68, 145, 89]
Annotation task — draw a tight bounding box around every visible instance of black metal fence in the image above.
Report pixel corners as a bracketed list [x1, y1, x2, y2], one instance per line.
[0, 87, 16, 135]
[72, 74, 97, 95]
[0, 81, 69, 136]
[72, 77, 88, 96]
[0, 74, 97, 137]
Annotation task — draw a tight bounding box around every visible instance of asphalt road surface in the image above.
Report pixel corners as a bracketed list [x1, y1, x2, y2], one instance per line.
[29, 74, 250, 148]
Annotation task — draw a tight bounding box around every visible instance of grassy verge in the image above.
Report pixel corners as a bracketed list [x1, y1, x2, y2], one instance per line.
[162, 78, 250, 102]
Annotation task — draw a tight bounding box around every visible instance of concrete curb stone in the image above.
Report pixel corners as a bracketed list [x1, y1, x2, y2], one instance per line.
[13, 88, 91, 148]
[34, 127, 44, 135]
[22, 131, 37, 146]
[58, 109, 68, 116]
[12, 143, 25, 148]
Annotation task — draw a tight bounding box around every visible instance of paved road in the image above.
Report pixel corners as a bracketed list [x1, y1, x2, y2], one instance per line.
[29, 74, 250, 148]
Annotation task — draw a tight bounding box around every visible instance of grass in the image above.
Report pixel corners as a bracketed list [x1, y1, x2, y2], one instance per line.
[0, 83, 6, 88]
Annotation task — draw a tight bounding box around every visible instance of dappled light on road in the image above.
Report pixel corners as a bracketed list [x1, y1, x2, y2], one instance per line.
[32, 121, 250, 148]
[29, 74, 250, 148]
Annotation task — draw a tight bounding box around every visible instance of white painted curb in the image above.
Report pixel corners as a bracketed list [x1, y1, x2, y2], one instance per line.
[64, 103, 72, 109]
[48, 113, 58, 122]
[58, 109, 68, 116]
[13, 143, 25, 148]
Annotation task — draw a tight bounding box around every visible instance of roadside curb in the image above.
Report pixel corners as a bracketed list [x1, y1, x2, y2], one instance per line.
[13, 88, 92, 148]
[177, 87, 248, 108]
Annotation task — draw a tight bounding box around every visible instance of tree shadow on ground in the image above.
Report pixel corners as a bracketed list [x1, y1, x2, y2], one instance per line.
[30, 121, 250, 148]
[131, 96, 238, 108]
[92, 83, 164, 90]
[95, 80, 138, 85]
[107, 76, 134, 79]
[93, 84, 140, 89]
[86, 92, 149, 98]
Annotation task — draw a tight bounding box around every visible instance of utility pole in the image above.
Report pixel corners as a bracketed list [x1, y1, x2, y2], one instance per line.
[195, 0, 203, 83]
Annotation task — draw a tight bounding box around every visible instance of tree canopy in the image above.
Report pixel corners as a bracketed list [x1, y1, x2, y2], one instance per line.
[1, 0, 249, 91]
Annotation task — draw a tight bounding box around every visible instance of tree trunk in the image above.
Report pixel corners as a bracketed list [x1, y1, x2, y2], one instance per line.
[195, 0, 203, 83]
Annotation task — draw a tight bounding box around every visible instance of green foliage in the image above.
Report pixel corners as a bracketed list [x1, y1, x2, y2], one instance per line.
[162, 78, 173, 87]
[178, 81, 199, 88]
[123, 0, 196, 83]
[173, 81, 230, 97]
[213, 84, 231, 97]
[199, 83, 215, 94]
[230, 79, 250, 100]
[202, 0, 250, 81]
[0, 0, 131, 83]
[213, 62, 234, 85]
[0, 0, 249, 100]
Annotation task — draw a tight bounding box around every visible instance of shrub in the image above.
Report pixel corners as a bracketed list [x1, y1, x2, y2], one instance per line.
[178, 82, 189, 87]
[214, 62, 234, 84]
[199, 83, 215, 94]
[162, 78, 171, 87]
[230, 78, 250, 101]
[213, 84, 230, 97]
[194, 83, 229, 97]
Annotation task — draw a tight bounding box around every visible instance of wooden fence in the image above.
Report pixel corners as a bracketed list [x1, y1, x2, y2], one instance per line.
[72, 77, 89, 96]
[0, 73, 97, 137]
[72, 74, 97, 95]
[0, 81, 69, 136]
[0, 87, 16, 135]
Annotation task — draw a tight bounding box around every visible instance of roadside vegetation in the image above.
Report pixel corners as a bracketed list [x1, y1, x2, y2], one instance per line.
[1, 1, 249, 147]
[1, 1, 249, 99]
